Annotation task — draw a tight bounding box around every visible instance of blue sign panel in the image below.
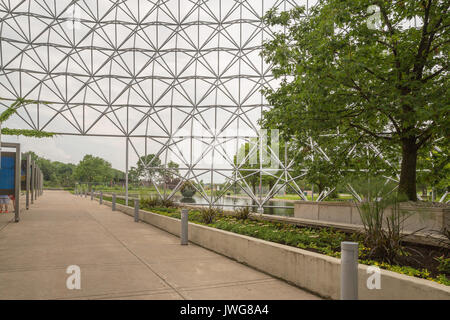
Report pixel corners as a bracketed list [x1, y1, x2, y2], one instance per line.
[0, 153, 15, 195]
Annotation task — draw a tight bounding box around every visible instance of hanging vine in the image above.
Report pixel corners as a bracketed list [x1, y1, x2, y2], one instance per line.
[0, 97, 56, 138]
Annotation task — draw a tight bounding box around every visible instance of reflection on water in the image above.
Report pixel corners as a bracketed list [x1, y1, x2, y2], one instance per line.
[180, 197, 196, 204]
[173, 195, 294, 217]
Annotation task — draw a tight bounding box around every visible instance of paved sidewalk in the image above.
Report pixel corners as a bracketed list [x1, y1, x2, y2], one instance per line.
[0, 191, 320, 300]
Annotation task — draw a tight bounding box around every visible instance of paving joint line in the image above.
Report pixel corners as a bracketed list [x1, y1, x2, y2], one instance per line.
[84, 208, 188, 300]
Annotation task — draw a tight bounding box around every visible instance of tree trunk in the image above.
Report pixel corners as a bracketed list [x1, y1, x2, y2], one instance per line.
[269, 181, 274, 193]
[398, 138, 418, 201]
[317, 182, 324, 195]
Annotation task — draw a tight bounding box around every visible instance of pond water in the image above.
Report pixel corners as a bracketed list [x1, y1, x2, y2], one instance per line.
[111, 191, 295, 217]
[172, 195, 295, 217]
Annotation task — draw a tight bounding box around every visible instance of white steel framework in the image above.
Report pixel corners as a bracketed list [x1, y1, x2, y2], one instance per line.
[1, 0, 321, 210]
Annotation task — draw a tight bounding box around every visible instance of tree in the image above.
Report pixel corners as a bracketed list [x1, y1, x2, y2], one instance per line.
[53, 162, 76, 187]
[261, 1, 449, 201]
[136, 154, 162, 182]
[233, 140, 283, 195]
[24, 151, 76, 187]
[110, 168, 125, 184]
[417, 140, 449, 198]
[128, 166, 140, 184]
[161, 161, 180, 189]
[73, 155, 113, 187]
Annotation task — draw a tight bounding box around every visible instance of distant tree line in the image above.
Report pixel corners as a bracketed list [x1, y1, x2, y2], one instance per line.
[25, 152, 125, 188]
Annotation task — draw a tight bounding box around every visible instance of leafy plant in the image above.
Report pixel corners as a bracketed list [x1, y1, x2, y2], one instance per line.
[141, 195, 176, 208]
[353, 178, 416, 264]
[435, 256, 450, 274]
[234, 206, 251, 220]
[200, 207, 221, 224]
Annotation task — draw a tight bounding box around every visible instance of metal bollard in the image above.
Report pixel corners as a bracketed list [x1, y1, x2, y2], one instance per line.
[84, 190, 87, 198]
[91, 191, 94, 200]
[100, 191, 103, 204]
[341, 241, 359, 300]
[134, 199, 139, 222]
[112, 193, 116, 211]
[181, 209, 189, 245]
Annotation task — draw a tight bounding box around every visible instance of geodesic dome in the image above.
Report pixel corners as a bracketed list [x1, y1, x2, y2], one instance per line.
[0, 0, 318, 208]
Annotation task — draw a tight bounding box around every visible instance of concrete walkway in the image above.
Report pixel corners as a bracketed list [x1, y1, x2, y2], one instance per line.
[0, 190, 319, 300]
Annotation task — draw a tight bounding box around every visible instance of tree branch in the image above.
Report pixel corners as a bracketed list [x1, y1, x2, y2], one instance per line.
[349, 122, 393, 141]
[422, 65, 448, 82]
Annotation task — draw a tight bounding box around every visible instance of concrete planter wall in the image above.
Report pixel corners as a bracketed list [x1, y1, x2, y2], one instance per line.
[294, 201, 449, 233]
[98, 198, 450, 300]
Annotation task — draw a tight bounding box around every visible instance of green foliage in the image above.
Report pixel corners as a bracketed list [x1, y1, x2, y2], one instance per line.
[234, 206, 251, 220]
[353, 178, 413, 264]
[435, 256, 450, 274]
[233, 139, 283, 194]
[435, 274, 450, 286]
[261, 1, 449, 201]
[1, 128, 56, 137]
[0, 98, 55, 138]
[130, 160, 180, 187]
[140, 195, 176, 208]
[199, 207, 221, 224]
[136, 154, 162, 181]
[25, 151, 76, 187]
[161, 161, 181, 188]
[417, 140, 449, 194]
[139, 205, 448, 285]
[0, 104, 18, 122]
[73, 155, 122, 185]
[0, 98, 31, 122]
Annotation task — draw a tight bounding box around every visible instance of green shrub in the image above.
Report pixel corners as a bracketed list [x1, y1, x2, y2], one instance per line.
[234, 206, 251, 220]
[147, 206, 448, 286]
[200, 207, 221, 224]
[435, 255, 450, 274]
[141, 195, 176, 208]
[352, 178, 413, 264]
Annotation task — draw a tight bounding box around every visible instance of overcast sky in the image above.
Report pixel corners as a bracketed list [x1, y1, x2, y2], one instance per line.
[1, 0, 314, 181]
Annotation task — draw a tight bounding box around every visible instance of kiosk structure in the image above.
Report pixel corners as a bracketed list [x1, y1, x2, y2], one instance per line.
[0, 142, 20, 222]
